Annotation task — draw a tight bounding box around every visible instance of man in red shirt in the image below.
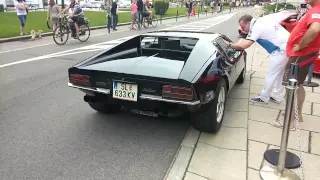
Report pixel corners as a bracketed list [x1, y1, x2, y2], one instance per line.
[281, 0, 320, 130]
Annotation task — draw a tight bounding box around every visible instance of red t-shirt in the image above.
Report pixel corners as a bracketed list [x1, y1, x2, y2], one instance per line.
[286, 3, 320, 57]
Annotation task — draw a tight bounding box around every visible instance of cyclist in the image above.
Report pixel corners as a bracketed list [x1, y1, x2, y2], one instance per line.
[60, 0, 84, 38]
[186, 0, 192, 19]
[142, 0, 152, 24]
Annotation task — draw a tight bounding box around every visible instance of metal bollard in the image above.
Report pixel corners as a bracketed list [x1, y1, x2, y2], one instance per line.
[260, 63, 301, 180]
[303, 62, 319, 87]
[176, 10, 178, 22]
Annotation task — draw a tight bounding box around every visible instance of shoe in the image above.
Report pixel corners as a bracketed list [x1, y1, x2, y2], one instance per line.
[270, 97, 281, 104]
[250, 97, 268, 103]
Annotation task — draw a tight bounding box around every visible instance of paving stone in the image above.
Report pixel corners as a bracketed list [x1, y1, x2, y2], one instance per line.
[282, 114, 320, 133]
[248, 120, 309, 152]
[249, 105, 280, 123]
[188, 142, 246, 180]
[267, 145, 320, 180]
[313, 86, 320, 93]
[304, 86, 313, 92]
[251, 65, 268, 72]
[248, 168, 262, 180]
[250, 84, 263, 94]
[305, 92, 320, 103]
[228, 88, 249, 99]
[184, 172, 208, 180]
[225, 98, 248, 112]
[234, 80, 250, 89]
[199, 127, 247, 150]
[248, 140, 268, 170]
[251, 71, 266, 79]
[311, 132, 320, 155]
[249, 94, 312, 115]
[250, 77, 265, 86]
[312, 102, 320, 117]
[222, 111, 248, 128]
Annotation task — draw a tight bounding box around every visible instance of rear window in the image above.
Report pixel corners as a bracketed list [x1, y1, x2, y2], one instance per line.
[139, 36, 199, 61]
[141, 36, 199, 52]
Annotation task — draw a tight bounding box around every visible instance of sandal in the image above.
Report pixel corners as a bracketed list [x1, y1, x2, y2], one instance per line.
[271, 120, 296, 131]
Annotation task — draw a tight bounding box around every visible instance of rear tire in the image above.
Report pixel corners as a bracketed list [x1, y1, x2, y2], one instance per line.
[88, 102, 121, 114]
[190, 78, 227, 133]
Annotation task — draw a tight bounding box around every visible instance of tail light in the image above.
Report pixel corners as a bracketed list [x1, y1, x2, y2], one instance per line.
[70, 74, 90, 86]
[162, 85, 194, 101]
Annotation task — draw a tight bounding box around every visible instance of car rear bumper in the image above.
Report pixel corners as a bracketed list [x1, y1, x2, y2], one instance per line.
[68, 82, 201, 106]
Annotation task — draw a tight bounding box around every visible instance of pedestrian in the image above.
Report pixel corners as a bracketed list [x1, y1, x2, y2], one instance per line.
[13, 0, 28, 36]
[224, 14, 290, 105]
[137, 0, 143, 27]
[47, 0, 61, 32]
[111, 0, 118, 31]
[105, 0, 112, 32]
[130, 0, 137, 29]
[282, 0, 320, 130]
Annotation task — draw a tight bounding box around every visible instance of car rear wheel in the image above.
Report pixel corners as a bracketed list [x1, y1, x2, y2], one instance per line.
[190, 78, 227, 133]
[88, 102, 121, 113]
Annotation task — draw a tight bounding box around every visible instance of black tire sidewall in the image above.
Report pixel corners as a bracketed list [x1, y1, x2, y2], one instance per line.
[190, 78, 227, 133]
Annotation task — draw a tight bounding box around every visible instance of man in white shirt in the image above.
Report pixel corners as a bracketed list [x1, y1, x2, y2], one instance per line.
[224, 14, 290, 104]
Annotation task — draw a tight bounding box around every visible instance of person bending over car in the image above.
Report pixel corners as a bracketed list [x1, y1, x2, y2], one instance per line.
[224, 14, 289, 106]
[60, 0, 85, 38]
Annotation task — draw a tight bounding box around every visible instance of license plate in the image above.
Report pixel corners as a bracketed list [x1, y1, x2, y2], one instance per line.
[112, 81, 138, 101]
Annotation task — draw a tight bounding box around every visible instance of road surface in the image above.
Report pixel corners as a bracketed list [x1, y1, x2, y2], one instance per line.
[0, 8, 258, 180]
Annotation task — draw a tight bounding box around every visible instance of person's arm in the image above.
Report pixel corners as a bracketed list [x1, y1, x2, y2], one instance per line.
[226, 27, 260, 50]
[296, 14, 320, 50]
[59, 5, 69, 15]
[70, 4, 78, 17]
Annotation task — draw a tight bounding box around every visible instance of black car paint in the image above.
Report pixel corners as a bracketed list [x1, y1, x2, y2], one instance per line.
[68, 32, 246, 111]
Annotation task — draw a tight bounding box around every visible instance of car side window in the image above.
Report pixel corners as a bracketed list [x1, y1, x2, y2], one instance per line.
[215, 37, 236, 59]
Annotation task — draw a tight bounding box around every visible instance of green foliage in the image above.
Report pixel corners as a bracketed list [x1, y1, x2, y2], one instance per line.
[154, 0, 169, 15]
[263, 3, 296, 15]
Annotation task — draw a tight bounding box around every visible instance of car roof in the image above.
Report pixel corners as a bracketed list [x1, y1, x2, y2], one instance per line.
[142, 30, 222, 41]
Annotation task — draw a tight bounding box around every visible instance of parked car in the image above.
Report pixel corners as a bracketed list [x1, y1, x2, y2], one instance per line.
[67, 30, 247, 133]
[279, 12, 298, 32]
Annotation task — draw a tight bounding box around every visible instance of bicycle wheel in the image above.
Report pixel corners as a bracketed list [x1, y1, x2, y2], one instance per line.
[151, 16, 158, 28]
[78, 24, 90, 42]
[143, 19, 149, 29]
[53, 25, 69, 45]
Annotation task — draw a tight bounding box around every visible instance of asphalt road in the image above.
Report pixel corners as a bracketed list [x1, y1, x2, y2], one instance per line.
[0, 8, 259, 180]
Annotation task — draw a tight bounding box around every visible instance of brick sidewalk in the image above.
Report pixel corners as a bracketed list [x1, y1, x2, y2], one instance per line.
[179, 44, 320, 180]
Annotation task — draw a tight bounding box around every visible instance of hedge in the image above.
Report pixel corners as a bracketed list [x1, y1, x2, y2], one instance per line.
[154, 0, 169, 15]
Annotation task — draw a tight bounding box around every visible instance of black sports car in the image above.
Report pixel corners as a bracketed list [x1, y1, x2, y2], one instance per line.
[68, 30, 247, 133]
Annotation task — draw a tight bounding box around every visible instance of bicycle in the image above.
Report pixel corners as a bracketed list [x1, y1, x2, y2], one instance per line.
[133, 13, 159, 30]
[53, 14, 91, 45]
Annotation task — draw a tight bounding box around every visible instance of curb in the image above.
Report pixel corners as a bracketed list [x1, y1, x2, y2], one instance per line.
[0, 15, 186, 44]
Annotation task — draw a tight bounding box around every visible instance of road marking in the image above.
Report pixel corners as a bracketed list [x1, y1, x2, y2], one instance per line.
[0, 9, 255, 68]
[0, 29, 129, 54]
[0, 35, 136, 68]
[164, 13, 235, 32]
